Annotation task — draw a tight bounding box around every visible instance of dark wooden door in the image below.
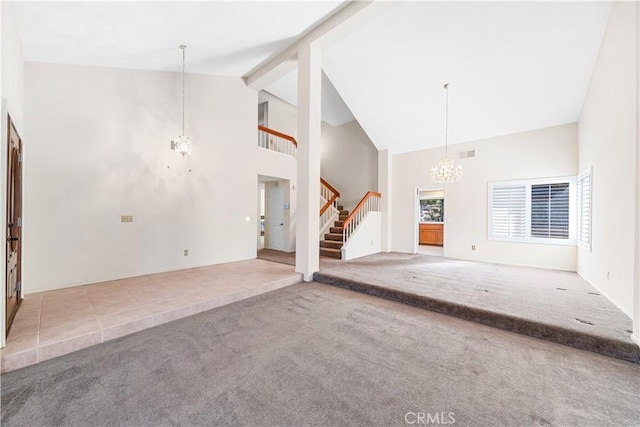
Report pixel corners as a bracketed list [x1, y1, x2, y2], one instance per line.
[6, 115, 23, 334]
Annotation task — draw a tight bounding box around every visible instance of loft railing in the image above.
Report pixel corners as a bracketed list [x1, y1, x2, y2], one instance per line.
[342, 191, 382, 244]
[320, 178, 340, 237]
[258, 125, 297, 157]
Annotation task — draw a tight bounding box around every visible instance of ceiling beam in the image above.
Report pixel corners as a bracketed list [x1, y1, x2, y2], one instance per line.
[243, 0, 394, 90]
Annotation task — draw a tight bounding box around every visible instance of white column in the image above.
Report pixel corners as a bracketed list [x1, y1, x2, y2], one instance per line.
[378, 149, 393, 252]
[295, 43, 322, 281]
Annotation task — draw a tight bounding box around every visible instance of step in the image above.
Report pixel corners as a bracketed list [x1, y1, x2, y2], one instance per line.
[337, 205, 344, 211]
[312, 272, 640, 364]
[339, 215, 349, 221]
[334, 220, 345, 228]
[329, 227, 344, 234]
[339, 210, 349, 215]
[320, 240, 343, 249]
[324, 233, 343, 242]
[320, 248, 342, 259]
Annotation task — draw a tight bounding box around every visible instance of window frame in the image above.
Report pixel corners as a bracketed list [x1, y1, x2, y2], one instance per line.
[488, 176, 577, 246]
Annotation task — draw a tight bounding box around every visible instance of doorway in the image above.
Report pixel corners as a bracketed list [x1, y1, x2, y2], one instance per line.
[267, 187, 286, 251]
[6, 115, 23, 334]
[257, 175, 291, 253]
[414, 186, 445, 257]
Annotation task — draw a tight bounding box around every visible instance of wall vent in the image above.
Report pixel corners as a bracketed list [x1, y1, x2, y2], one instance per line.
[459, 149, 476, 159]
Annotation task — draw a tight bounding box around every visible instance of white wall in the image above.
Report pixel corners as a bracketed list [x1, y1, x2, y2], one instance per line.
[577, 1, 637, 316]
[259, 91, 298, 139]
[23, 62, 258, 293]
[393, 123, 578, 271]
[1, 2, 25, 346]
[342, 212, 382, 261]
[321, 120, 378, 210]
[1, 3, 24, 130]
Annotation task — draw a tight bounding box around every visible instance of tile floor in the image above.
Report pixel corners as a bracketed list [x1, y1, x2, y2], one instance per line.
[1, 259, 302, 372]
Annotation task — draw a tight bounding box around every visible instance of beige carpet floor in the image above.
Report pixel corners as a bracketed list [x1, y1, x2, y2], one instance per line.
[2, 283, 639, 426]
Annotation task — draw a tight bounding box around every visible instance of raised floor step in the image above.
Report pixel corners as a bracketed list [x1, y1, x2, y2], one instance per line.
[320, 248, 342, 259]
[313, 271, 640, 364]
[320, 240, 343, 249]
[334, 220, 345, 228]
[339, 214, 348, 221]
[329, 227, 343, 234]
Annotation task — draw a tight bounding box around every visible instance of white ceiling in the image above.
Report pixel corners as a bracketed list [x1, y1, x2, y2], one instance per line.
[9, 1, 612, 154]
[9, 1, 342, 76]
[321, 1, 612, 153]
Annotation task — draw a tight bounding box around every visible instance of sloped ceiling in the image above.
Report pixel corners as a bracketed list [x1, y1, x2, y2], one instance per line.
[321, 1, 612, 153]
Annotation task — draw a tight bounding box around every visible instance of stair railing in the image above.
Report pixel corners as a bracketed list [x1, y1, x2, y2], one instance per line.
[258, 125, 297, 157]
[342, 191, 382, 244]
[320, 178, 340, 238]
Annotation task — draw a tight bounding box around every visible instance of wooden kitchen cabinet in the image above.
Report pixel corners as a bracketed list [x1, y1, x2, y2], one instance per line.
[419, 223, 444, 246]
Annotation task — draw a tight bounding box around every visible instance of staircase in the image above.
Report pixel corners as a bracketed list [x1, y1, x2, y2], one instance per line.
[319, 205, 348, 259]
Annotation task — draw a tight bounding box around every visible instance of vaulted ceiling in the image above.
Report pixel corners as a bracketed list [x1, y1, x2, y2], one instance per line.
[9, 1, 612, 154]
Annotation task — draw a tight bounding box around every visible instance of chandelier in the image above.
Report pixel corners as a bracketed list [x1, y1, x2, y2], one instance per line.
[430, 83, 462, 184]
[170, 45, 193, 158]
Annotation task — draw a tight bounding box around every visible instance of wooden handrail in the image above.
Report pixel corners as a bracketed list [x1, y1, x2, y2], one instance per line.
[320, 178, 340, 198]
[320, 193, 339, 216]
[342, 191, 382, 230]
[258, 125, 298, 147]
[319, 178, 341, 216]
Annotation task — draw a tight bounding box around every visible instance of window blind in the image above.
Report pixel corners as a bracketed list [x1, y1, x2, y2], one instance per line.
[490, 185, 526, 238]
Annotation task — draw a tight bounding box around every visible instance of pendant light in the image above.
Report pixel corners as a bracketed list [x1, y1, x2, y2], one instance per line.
[430, 83, 462, 184]
[170, 45, 193, 158]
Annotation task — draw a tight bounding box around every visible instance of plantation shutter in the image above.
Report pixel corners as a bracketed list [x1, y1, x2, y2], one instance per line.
[491, 185, 526, 238]
[577, 172, 591, 244]
[531, 183, 570, 239]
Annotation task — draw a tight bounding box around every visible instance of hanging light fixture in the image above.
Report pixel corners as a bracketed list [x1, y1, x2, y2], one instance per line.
[170, 45, 193, 158]
[430, 83, 462, 184]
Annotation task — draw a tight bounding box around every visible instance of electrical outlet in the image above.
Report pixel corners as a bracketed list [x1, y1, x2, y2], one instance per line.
[184, 249, 189, 256]
[121, 215, 133, 223]
[471, 245, 476, 250]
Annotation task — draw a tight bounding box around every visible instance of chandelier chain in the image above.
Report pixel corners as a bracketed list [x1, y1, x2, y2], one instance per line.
[170, 44, 193, 158]
[181, 45, 186, 136]
[444, 83, 449, 158]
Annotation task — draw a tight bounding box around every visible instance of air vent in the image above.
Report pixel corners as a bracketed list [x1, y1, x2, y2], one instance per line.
[459, 149, 476, 159]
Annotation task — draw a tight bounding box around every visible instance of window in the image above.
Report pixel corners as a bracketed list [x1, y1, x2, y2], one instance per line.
[530, 183, 570, 239]
[419, 198, 444, 222]
[576, 168, 592, 248]
[489, 177, 576, 244]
